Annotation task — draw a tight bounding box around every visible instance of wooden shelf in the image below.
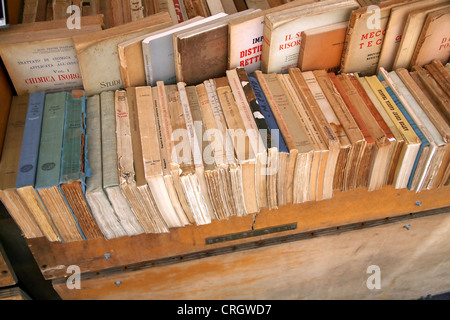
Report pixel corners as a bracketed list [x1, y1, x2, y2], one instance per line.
[27, 185, 450, 282]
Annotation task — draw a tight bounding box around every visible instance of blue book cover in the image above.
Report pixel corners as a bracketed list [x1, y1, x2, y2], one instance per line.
[249, 75, 288, 154]
[16, 92, 46, 189]
[377, 74, 429, 190]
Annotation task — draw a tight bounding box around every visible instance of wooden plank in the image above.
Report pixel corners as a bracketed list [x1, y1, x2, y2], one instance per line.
[52, 208, 450, 299]
[0, 287, 31, 300]
[0, 241, 17, 287]
[28, 185, 450, 280]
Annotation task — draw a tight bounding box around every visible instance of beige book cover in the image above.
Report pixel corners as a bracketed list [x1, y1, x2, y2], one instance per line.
[304, 71, 352, 192]
[377, 0, 447, 72]
[340, 0, 414, 75]
[0, 25, 102, 95]
[254, 70, 314, 205]
[289, 68, 341, 199]
[203, 79, 241, 216]
[392, 2, 449, 70]
[214, 77, 254, 215]
[280, 73, 326, 202]
[410, 7, 450, 68]
[313, 70, 366, 191]
[262, 0, 358, 74]
[196, 82, 234, 219]
[73, 12, 172, 96]
[126, 88, 170, 233]
[135, 86, 184, 229]
[155, 83, 192, 226]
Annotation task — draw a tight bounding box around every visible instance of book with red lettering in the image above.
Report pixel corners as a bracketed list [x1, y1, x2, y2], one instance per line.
[0, 18, 103, 95]
[261, 0, 358, 74]
[340, 0, 413, 76]
[410, 6, 450, 68]
[227, 0, 316, 74]
[298, 21, 347, 73]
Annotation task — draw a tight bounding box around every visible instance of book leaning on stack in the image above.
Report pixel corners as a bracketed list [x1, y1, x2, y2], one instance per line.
[0, 0, 449, 243]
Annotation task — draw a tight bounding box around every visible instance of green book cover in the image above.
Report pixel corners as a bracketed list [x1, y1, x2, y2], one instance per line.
[35, 92, 68, 189]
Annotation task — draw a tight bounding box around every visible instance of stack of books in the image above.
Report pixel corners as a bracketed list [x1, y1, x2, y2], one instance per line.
[0, 0, 448, 243]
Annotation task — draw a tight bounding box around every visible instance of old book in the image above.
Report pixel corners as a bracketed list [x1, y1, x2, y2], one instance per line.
[377, 0, 448, 72]
[255, 70, 314, 204]
[227, 68, 267, 209]
[203, 79, 242, 216]
[233, 68, 270, 208]
[59, 90, 103, 240]
[345, 73, 396, 190]
[134, 86, 185, 228]
[191, 84, 227, 219]
[409, 6, 450, 68]
[177, 82, 216, 222]
[281, 73, 328, 201]
[126, 88, 169, 233]
[116, 17, 175, 89]
[114, 90, 167, 234]
[52, 0, 70, 20]
[100, 91, 145, 236]
[109, 0, 124, 27]
[13, 92, 60, 241]
[395, 67, 450, 188]
[381, 68, 447, 192]
[72, 12, 173, 96]
[227, 0, 316, 73]
[35, 92, 84, 242]
[165, 83, 211, 225]
[22, 0, 39, 23]
[197, 81, 236, 218]
[313, 70, 366, 191]
[173, 9, 255, 85]
[329, 73, 377, 190]
[355, 73, 405, 186]
[142, 14, 226, 86]
[411, 66, 450, 122]
[392, 2, 449, 70]
[303, 71, 352, 192]
[0, 95, 47, 240]
[288, 68, 341, 199]
[425, 60, 450, 96]
[340, 0, 414, 76]
[262, 0, 358, 74]
[155, 82, 192, 225]
[0, 23, 102, 95]
[364, 74, 422, 189]
[85, 94, 127, 240]
[207, 0, 225, 14]
[298, 21, 347, 73]
[214, 76, 254, 215]
[377, 72, 430, 191]
[248, 73, 288, 209]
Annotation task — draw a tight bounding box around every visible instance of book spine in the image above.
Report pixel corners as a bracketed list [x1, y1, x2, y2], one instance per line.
[248, 75, 288, 153]
[16, 92, 46, 189]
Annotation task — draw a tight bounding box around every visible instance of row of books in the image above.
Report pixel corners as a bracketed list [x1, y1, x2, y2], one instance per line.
[1, 0, 449, 99]
[0, 61, 449, 243]
[19, 0, 268, 27]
